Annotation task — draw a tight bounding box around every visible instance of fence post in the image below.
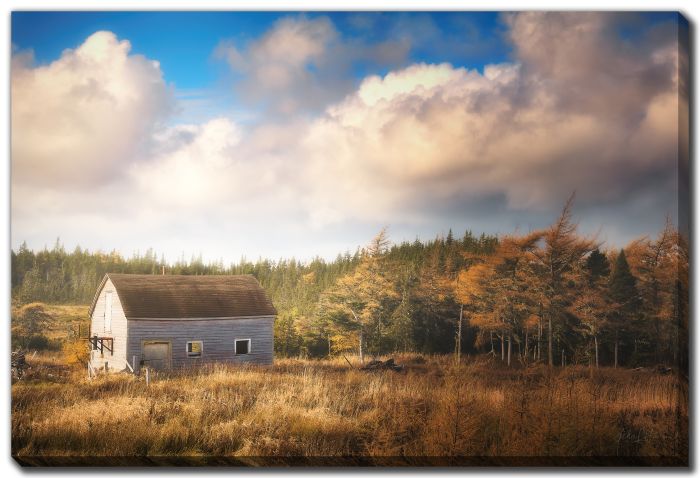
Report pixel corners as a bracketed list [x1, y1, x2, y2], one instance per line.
[133, 355, 137, 375]
[145, 367, 150, 387]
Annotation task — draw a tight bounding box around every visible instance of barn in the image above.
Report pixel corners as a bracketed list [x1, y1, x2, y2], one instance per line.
[87, 273, 276, 373]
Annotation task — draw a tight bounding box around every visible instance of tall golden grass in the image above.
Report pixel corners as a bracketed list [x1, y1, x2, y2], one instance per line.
[12, 354, 687, 465]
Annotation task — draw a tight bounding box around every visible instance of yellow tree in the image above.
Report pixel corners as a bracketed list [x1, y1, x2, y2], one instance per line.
[675, 233, 689, 370]
[456, 262, 500, 357]
[456, 232, 542, 366]
[625, 219, 681, 364]
[528, 194, 597, 367]
[317, 229, 399, 363]
[568, 260, 608, 368]
[413, 245, 454, 354]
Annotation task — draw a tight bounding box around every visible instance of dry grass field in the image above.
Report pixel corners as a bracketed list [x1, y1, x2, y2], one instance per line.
[40, 304, 89, 339]
[11, 353, 687, 466]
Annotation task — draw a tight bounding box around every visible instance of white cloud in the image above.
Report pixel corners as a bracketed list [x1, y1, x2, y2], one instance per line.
[131, 118, 242, 207]
[11, 13, 685, 260]
[216, 16, 341, 115]
[11, 31, 173, 187]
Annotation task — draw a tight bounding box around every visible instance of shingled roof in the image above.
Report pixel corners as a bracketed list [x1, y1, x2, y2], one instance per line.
[90, 273, 277, 319]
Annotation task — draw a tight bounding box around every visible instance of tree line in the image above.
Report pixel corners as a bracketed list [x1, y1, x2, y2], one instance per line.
[11, 200, 687, 370]
[454, 198, 687, 370]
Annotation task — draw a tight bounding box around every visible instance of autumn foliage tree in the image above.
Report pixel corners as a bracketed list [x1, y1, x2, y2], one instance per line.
[317, 229, 399, 363]
[528, 195, 597, 366]
[568, 256, 609, 368]
[453, 195, 686, 370]
[624, 219, 682, 365]
[456, 232, 542, 366]
[10, 201, 687, 370]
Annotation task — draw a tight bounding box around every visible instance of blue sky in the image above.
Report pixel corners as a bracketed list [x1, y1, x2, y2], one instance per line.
[14, 12, 276, 88]
[12, 11, 511, 124]
[10, 12, 686, 262]
[12, 12, 510, 85]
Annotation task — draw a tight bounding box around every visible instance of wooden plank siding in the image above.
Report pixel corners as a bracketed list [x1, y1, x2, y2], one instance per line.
[126, 317, 275, 371]
[89, 278, 129, 372]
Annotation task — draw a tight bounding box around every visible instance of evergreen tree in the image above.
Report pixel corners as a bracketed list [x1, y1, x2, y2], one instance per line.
[608, 249, 640, 367]
[9, 215, 686, 367]
[585, 248, 611, 283]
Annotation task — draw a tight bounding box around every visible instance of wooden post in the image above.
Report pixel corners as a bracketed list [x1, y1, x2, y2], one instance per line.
[507, 333, 512, 367]
[524, 327, 529, 364]
[133, 355, 138, 375]
[343, 355, 355, 369]
[145, 368, 150, 386]
[358, 329, 364, 364]
[456, 304, 463, 365]
[548, 315, 553, 367]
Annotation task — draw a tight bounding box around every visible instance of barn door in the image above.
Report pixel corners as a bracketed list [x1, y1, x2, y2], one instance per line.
[142, 341, 171, 371]
[104, 291, 113, 332]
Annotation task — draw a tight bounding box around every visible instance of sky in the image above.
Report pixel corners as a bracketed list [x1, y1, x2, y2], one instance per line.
[10, 11, 688, 263]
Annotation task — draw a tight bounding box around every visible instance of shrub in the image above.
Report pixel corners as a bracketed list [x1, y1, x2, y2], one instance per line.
[63, 339, 91, 366]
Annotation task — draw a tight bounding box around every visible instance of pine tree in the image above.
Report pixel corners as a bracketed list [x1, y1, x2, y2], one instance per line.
[585, 248, 610, 283]
[608, 249, 640, 367]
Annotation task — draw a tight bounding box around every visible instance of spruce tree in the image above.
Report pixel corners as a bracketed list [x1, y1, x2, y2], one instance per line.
[608, 249, 640, 367]
[585, 248, 610, 283]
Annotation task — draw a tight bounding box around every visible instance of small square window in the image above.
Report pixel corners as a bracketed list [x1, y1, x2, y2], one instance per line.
[186, 341, 202, 358]
[235, 339, 250, 355]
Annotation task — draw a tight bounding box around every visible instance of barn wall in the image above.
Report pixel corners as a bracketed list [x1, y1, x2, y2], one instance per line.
[126, 317, 274, 370]
[90, 278, 128, 372]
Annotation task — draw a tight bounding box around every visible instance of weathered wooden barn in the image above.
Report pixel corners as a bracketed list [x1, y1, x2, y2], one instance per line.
[88, 273, 276, 373]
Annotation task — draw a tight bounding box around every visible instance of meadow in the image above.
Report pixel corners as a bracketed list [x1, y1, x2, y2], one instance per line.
[12, 353, 688, 466]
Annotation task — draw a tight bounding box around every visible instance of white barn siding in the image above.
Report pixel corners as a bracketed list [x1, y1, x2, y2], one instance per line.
[89, 278, 128, 371]
[127, 316, 274, 371]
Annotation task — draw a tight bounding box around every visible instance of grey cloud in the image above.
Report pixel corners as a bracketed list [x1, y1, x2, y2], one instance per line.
[505, 12, 677, 121]
[295, 13, 684, 244]
[215, 15, 410, 116]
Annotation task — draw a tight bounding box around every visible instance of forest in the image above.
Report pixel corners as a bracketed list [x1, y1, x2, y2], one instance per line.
[11, 199, 688, 371]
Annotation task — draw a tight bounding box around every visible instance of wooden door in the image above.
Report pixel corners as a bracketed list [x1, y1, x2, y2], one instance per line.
[143, 341, 171, 371]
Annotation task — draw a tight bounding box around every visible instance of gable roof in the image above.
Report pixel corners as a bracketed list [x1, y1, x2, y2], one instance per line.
[89, 273, 277, 319]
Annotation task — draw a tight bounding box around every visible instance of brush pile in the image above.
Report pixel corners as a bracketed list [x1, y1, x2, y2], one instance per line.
[360, 358, 404, 372]
[11, 350, 27, 380]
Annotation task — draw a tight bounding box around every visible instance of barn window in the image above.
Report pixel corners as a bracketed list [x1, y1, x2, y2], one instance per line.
[186, 341, 203, 358]
[235, 339, 251, 355]
[104, 291, 113, 332]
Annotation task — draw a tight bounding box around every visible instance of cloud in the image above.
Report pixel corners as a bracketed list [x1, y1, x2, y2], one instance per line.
[294, 13, 680, 227]
[11, 13, 686, 260]
[130, 118, 242, 207]
[11, 31, 174, 187]
[215, 15, 409, 115]
[505, 12, 677, 122]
